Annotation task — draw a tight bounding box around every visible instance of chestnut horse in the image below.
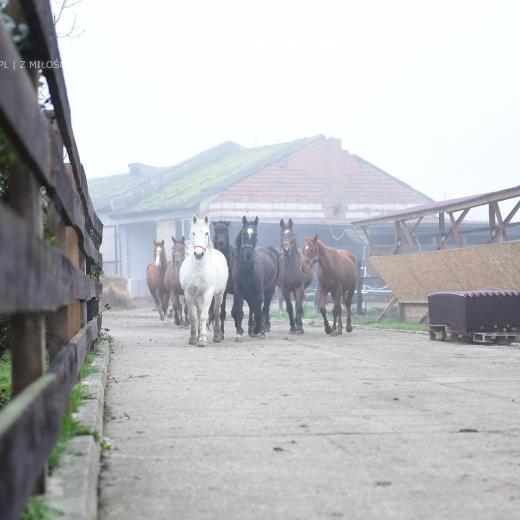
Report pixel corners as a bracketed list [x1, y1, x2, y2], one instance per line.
[277, 218, 313, 334]
[146, 240, 169, 321]
[164, 236, 188, 326]
[300, 235, 357, 335]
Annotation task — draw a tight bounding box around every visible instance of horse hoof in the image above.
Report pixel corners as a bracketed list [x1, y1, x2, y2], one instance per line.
[295, 328, 304, 335]
[256, 333, 265, 340]
[235, 335, 242, 343]
[325, 326, 332, 335]
[197, 338, 207, 347]
[336, 329, 343, 336]
[188, 338, 197, 346]
[265, 326, 271, 333]
[346, 325, 353, 333]
[213, 335, 222, 343]
[160, 313, 165, 321]
[289, 329, 297, 335]
[331, 330, 337, 336]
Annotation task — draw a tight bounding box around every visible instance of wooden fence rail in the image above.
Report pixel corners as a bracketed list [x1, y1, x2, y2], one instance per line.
[0, 2, 103, 519]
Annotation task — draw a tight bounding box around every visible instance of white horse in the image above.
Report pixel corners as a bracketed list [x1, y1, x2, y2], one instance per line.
[179, 215, 229, 346]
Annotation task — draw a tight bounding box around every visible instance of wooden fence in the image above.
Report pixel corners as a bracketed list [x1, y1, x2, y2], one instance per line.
[0, 2, 102, 519]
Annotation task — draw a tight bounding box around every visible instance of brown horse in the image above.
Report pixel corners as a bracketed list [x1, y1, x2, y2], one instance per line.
[146, 240, 169, 321]
[164, 236, 188, 326]
[300, 234, 357, 335]
[277, 218, 313, 334]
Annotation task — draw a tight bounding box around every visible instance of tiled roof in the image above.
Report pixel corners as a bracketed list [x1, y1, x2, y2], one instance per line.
[209, 137, 433, 222]
[89, 135, 434, 221]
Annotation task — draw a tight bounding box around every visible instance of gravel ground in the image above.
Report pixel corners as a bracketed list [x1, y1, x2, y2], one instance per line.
[99, 301, 520, 520]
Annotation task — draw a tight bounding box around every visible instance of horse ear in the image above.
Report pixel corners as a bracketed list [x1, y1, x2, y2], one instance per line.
[313, 233, 318, 242]
[181, 236, 185, 244]
[172, 236, 176, 244]
[160, 240, 165, 245]
[193, 215, 197, 224]
[280, 219, 284, 228]
[204, 215, 209, 224]
[254, 216, 259, 227]
[242, 216, 247, 226]
[288, 218, 293, 229]
[153, 240, 158, 246]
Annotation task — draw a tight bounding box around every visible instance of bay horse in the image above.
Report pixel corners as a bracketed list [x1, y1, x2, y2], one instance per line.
[277, 219, 313, 334]
[164, 236, 188, 326]
[179, 215, 228, 346]
[300, 234, 357, 336]
[211, 220, 236, 337]
[232, 216, 279, 340]
[146, 240, 169, 321]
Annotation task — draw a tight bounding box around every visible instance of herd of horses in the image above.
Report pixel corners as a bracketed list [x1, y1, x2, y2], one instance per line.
[146, 216, 357, 346]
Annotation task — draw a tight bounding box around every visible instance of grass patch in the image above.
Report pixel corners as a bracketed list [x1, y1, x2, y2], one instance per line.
[0, 350, 11, 409]
[359, 319, 428, 332]
[20, 498, 60, 520]
[271, 303, 322, 321]
[48, 379, 100, 472]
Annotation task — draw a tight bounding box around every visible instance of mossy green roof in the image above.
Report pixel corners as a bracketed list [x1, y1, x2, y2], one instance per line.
[102, 136, 322, 216]
[128, 139, 312, 212]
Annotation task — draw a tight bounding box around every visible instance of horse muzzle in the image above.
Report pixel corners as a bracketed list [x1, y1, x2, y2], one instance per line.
[282, 243, 290, 253]
[193, 246, 205, 259]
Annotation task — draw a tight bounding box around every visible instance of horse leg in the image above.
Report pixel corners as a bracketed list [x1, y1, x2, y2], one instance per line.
[345, 288, 354, 333]
[319, 285, 332, 335]
[220, 291, 227, 338]
[186, 295, 197, 345]
[198, 290, 213, 347]
[182, 296, 190, 327]
[172, 291, 180, 325]
[283, 288, 296, 334]
[248, 304, 254, 337]
[253, 298, 265, 338]
[150, 288, 164, 321]
[295, 286, 305, 334]
[231, 294, 244, 341]
[262, 286, 276, 335]
[213, 291, 224, 343]
[331, 290, 341, 336]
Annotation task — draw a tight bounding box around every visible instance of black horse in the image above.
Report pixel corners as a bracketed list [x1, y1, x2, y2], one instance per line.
[277, 218, 313, 334]
[231, 216, 279, 340]
[211, 220, 236, 337]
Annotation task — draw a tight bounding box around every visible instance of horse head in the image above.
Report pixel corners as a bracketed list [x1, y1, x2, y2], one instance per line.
[191, 215, 211, 260]
[300, 234, 319, 273]
[171, 235, 186, 269]
[153, 240, 167, 270]
[279, 218, 296, 255]
[238, 215, 259, 264]
[211, 220, 231, 253]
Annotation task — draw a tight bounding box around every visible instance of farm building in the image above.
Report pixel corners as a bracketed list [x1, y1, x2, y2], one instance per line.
[90, 135, 435, 293]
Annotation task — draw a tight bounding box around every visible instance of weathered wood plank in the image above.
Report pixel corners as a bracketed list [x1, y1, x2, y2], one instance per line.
[48, 121, 102, 265]
[18, 0, 103, 238]
[0, 203, 98, 314]
[0, 20, 50, 183]
[0, 318, 99, 520]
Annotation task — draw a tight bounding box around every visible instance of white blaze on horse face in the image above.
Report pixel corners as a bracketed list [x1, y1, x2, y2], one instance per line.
[284, 230, 290, 234]
[155, 247, 162, 266]
[192, 219, 210, 258]
[247, 228, 253, 239]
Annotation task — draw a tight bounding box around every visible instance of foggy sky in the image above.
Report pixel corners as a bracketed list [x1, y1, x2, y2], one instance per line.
[57, 0, 520, 202]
